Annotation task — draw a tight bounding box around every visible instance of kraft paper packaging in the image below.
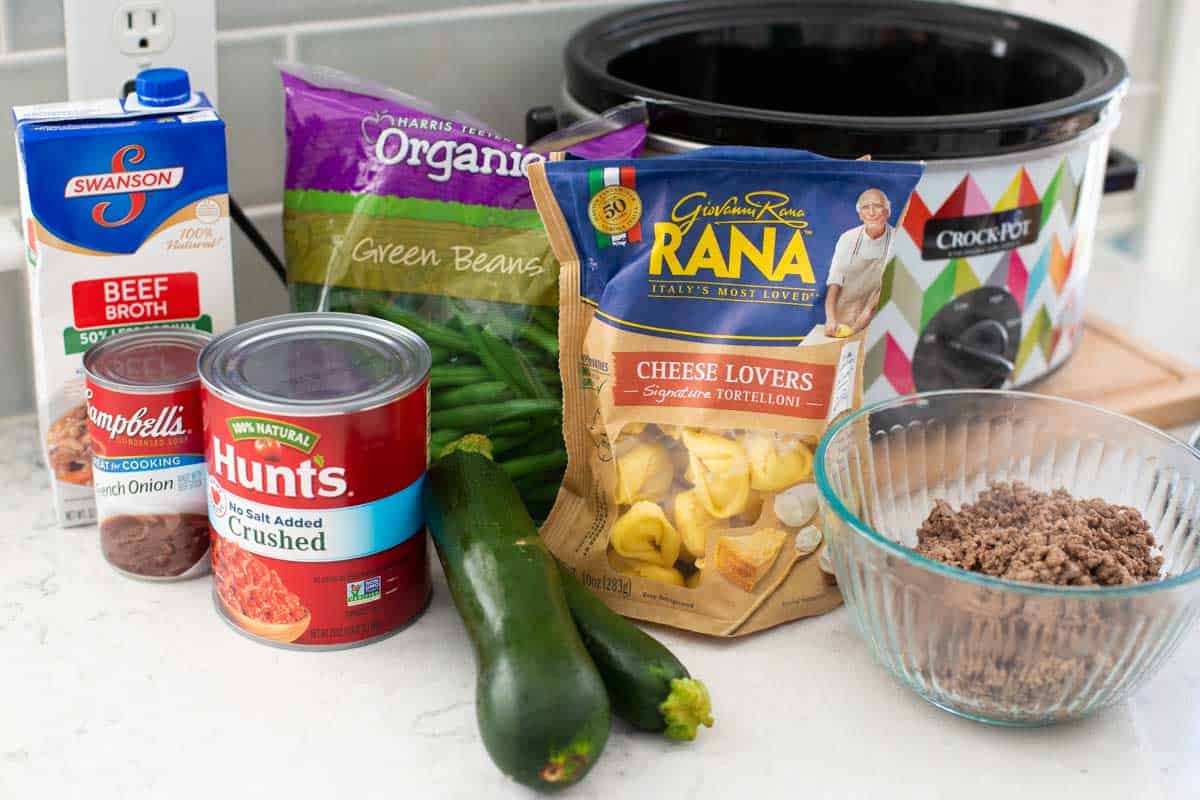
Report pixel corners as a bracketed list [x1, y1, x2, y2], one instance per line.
[529, 147, 924, 636]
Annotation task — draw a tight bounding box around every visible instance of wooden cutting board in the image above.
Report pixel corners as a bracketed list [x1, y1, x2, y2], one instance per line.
[1029, 316, 1200, 430]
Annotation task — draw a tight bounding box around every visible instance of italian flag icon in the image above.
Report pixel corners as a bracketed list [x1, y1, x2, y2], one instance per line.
[589, 166, 642, 248]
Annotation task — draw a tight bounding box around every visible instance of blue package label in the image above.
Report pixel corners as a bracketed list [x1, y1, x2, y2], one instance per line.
[539, 147, 925, 345]
[15, 102, 227, 255]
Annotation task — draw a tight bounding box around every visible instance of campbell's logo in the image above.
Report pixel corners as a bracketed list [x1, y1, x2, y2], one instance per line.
[922, 204, 1041, 260]
[650, 191, 816, 283]
[88, 403, 190, 440]
[211, 435, 347, 500]
[65, 145, 184, 228]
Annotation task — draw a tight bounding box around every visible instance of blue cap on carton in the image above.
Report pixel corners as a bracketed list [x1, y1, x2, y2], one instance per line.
[135, 68, 191, 107]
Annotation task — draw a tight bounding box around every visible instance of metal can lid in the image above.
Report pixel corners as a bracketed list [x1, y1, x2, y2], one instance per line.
[83, 328, 210, 393]
[197, 312, 431, 416]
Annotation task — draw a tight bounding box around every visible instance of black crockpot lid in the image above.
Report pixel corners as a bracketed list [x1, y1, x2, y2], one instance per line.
[565, 0, 1128, 159]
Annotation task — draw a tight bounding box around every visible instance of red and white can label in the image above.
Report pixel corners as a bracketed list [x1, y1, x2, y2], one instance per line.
[85, 380, 209, 577]
[203, 385, 429, 647]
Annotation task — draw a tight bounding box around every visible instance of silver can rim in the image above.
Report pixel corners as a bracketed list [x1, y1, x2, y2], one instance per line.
[82, 328, 211, 394]
[197, 312, 432, 417]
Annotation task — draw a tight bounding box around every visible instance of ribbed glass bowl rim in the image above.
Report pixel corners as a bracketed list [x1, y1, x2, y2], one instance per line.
[814, 389, 1200, 598]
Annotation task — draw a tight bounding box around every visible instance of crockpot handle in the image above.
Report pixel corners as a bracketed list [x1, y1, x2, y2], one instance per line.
[526, 106, 560, 145]
[1104, 148, 1139, 194]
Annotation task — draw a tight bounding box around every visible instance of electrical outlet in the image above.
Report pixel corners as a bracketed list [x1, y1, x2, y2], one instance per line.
[115, 3, 175, 56]
[64, 0, 217, 104]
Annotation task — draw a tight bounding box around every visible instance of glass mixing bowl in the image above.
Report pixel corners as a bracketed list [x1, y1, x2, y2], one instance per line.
[815, 390, 1200, 726]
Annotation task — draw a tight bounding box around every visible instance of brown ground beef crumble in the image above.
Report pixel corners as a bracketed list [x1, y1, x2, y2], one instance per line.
[916, 481, 1163, 586]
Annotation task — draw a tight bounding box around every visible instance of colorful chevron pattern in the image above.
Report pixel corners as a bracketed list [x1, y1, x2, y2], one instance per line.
[865, 149, 1103, 402]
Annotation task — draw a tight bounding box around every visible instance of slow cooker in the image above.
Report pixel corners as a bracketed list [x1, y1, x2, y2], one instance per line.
[541, 0, 1136, 400]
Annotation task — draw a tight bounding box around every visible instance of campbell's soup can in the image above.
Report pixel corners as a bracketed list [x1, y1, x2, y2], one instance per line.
[197, 312, 431, 649]
[83, 329, 211, 581]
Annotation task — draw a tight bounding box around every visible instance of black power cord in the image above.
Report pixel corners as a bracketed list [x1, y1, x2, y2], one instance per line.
[230, 196, 286, 285]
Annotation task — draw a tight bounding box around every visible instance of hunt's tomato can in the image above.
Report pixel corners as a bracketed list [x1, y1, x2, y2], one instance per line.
[197, 312, 432, 649]
[83, 329, 211, 581]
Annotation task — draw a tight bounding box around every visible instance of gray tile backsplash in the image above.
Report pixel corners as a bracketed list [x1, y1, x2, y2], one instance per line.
[0, 54, 67, 215]
[294, 4, 612, 142]
[217, 0, 511, 31]
[218, 35, 287, 208]
[5, 0, 64, 50]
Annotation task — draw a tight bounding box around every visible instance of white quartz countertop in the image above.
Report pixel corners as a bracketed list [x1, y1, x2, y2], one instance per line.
[3, 411, 1198, 800]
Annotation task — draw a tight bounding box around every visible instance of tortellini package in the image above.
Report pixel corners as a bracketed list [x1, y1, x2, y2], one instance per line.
[531, 146, 908, 636]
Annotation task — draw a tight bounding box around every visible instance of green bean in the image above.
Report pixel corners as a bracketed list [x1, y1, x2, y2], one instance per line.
[507, 424, 565, 459]
[430, 364, 490, 388]
[537, 367, 561, 384]
[489, 419, 533, 436]
[460, 323, 528, 397]
[428, 345, 450, 364]
[491, 431, 537, 455]
[491, 417, 560, 455]
[522, 483, 562, 505]
[500, 450, 568, 480]
[531, 307, 558, 336]
[517, 323, 559, 359]
[431, 381, 510, 410]
[370, 301, 473, 352]
[478, 326, 547, 399]
[430, 399, 561, 430]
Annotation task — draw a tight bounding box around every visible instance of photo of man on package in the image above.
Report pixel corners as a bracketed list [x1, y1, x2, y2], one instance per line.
[823, 187, 896, 337]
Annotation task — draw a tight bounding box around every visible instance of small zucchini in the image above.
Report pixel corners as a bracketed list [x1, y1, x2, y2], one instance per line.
[557, 565, 714, 741]
[424, 435, 610, 791]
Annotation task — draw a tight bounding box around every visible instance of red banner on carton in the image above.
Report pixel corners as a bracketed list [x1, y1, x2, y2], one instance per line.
[72, 271, 200, 329]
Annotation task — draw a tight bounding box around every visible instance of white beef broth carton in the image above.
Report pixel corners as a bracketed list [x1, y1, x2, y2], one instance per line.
[13, 69, 235, 527]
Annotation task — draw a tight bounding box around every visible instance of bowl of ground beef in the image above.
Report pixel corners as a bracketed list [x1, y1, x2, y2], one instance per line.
[815, 390, 1200, 726]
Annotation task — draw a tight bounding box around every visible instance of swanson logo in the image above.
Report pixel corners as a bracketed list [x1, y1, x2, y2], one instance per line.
[65, 144, 185, 228]
[226, 416, 319, 454]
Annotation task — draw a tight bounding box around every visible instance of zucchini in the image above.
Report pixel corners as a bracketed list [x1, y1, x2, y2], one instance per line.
[424, 435, 610, 791]
[557, 565, 714, 741]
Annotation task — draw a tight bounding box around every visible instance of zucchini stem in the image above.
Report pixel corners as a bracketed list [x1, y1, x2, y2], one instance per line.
[659, 678, 714, 742]
[438, 433, 494, 460]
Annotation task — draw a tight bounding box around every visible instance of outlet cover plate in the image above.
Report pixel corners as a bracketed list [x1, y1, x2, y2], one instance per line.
[64, 0, 217, 104]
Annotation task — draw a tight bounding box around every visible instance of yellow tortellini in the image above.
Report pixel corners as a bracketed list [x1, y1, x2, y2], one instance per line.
[605, 422, 819, 590]
[681, 430, 751, 519]
[609, 501, 681, 567]
[735, 491, 765, 526]
[616, 422, 647, 442]
[614, 441, 674, 504]
[674, 489, 717, 560]
[743, 432, 813, 492]
[657, 424, 700, 441]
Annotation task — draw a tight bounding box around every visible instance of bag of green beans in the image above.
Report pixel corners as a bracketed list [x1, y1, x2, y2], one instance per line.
[279, 63, 646, 517]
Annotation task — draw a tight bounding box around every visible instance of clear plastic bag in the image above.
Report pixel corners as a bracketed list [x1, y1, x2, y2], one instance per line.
[279, 62, 646, 516]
